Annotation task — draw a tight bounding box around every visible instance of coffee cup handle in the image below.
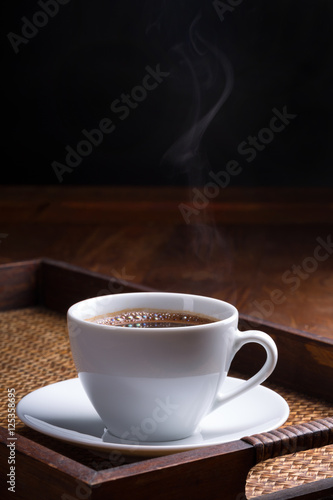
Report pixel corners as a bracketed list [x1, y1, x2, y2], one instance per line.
[210, 329, 278, 412]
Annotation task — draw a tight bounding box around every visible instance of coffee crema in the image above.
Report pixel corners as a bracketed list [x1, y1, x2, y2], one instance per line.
[86, 309, 217, 328]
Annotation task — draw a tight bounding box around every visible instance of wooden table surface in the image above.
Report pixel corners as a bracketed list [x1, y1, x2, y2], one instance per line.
[0, 185, 332, 340]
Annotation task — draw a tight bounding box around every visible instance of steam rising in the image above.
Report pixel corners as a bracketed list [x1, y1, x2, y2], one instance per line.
[161, 14, 234, 180]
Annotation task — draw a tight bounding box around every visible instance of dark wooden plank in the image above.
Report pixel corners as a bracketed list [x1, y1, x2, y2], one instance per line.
[0, 260, 40, 311]
[0, 426, 254, 500]
[0, 186, 332, 224]
[39, 258, 155, 314]
[236, 315, 333, 402]
[92, 442, 254, 500]
[0, 187, 332, 341]
[0, 427, 93, 500]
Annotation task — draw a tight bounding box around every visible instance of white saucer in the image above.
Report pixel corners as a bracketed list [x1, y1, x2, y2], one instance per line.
[17, 377, 289, 457]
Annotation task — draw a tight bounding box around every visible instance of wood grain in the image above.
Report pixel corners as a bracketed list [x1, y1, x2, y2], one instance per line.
[0, 186, 332, 341]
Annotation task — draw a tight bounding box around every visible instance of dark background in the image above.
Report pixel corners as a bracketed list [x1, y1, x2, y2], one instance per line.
[2, 0, 333, 186]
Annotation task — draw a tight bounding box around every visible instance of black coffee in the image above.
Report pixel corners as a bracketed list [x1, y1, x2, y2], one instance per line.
[87, 309, 217, 328]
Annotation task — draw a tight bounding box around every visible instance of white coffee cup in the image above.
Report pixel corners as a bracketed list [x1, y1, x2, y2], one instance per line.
[67, 292, 277, 442]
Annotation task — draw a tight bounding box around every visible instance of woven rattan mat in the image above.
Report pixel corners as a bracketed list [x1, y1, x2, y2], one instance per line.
[1, 306, 332, 498]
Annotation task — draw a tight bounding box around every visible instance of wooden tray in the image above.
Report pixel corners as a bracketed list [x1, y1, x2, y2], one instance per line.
[0, 259, 332, 500]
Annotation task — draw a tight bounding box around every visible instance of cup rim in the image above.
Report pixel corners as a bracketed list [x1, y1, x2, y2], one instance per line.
[67, 292, 238, 332]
